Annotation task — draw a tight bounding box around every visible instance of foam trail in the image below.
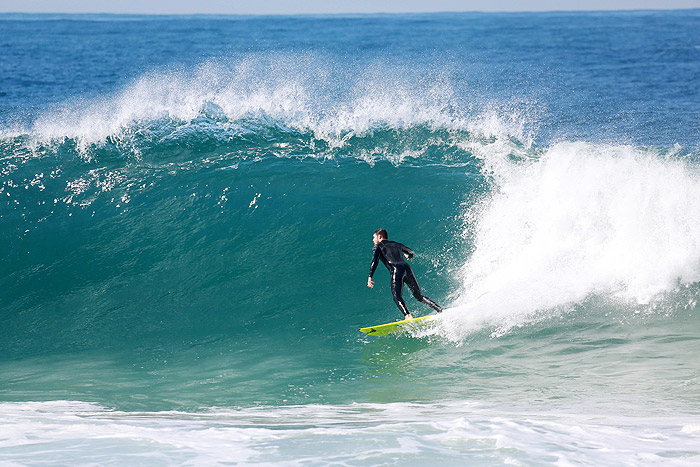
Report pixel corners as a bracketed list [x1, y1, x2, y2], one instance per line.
[442, 142, 700, 340]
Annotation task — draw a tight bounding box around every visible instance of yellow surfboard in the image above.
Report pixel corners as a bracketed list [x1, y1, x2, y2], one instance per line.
[359, 315, 435, 336]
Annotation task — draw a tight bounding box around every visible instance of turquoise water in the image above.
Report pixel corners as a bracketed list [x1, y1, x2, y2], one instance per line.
[2, 11, 700, 465]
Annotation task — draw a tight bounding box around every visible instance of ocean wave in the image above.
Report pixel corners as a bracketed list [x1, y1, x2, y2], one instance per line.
[2, 57, 699, 347]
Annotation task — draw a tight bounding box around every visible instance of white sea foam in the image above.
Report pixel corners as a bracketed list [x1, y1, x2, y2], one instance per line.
[441, 141, 700, 340]
[1, 400, 698, 466]
[5, 55, 530, 155]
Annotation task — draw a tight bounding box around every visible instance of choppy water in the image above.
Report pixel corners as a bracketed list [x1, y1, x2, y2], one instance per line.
[1, 10, 700, 465]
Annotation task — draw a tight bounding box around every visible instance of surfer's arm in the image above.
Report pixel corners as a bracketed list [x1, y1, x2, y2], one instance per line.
[401, 244, 415, 261]
[368, 245, 381, 280]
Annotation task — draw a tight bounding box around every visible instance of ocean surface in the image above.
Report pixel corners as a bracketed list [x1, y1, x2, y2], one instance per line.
[2, 10, 700, 465]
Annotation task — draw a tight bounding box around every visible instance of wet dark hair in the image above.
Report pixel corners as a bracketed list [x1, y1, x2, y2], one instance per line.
[374, 228, 388, 239]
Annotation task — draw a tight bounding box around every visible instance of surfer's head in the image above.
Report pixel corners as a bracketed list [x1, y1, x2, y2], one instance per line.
[373, 228, 388, 244]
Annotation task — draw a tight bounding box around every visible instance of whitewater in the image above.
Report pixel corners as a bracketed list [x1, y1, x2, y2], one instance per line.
[2, 10, 700, 466]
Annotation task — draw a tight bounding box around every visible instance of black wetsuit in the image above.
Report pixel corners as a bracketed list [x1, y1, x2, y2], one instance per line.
[369, 240, 442, 317]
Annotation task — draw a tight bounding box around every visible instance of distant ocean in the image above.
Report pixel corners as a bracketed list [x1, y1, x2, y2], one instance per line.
[2, 10, 700, 465]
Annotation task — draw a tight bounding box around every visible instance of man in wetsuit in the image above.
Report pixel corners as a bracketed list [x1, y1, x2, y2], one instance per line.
[367, 228, 443, 319]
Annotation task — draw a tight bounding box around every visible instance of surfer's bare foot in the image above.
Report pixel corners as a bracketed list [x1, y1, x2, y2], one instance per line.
[405, 313, 414, 319]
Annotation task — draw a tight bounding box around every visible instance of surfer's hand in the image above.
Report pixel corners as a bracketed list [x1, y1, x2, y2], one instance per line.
[367, 277, 374, 288]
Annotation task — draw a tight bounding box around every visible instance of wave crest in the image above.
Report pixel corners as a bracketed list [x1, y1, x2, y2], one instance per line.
[2, 55, 534, 162]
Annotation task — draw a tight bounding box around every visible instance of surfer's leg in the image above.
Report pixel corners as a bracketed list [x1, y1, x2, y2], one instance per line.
[405, 268, 443, 313]
[391, 266, 411, 317]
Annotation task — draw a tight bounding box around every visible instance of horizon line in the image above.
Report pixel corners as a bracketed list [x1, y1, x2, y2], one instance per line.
[1, 8, 698, 18]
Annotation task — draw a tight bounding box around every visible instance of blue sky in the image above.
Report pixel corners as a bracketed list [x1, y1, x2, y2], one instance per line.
[1, 0, 699, 14]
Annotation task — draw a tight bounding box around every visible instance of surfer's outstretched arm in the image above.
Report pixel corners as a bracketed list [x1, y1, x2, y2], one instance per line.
[368, 245, 380, 288]
[368, 244, 381, 280]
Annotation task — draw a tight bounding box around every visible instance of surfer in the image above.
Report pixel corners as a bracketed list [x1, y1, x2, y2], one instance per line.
[367, 228, 443, 319]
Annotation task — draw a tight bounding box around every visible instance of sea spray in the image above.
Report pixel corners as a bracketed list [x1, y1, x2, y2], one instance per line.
[439, 142, 700, 341]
